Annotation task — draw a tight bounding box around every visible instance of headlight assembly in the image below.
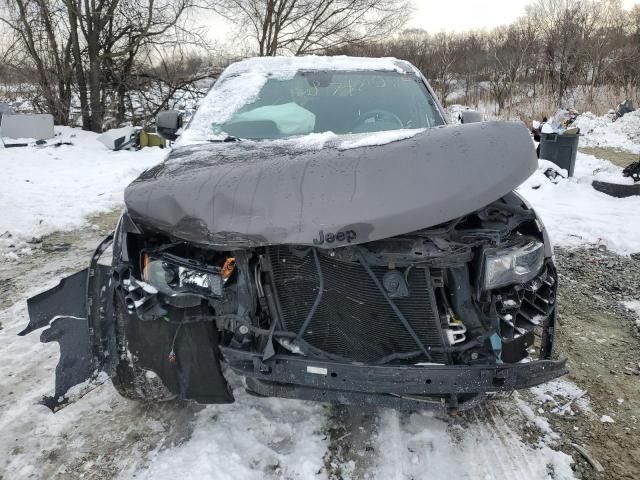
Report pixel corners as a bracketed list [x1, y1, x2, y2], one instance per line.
[482, 237, 545, 290]
[142, 252, 235, 299]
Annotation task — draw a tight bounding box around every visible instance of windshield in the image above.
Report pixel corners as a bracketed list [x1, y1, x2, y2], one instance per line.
[197, 70, 445, 141]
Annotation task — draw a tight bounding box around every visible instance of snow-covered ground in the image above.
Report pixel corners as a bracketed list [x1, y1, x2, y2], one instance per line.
[575, 110, 640, 154]
[2, 113, 639, 478]
[518, 152, 640, 255]
[0, 127, 166, 262]
[0, 234, 578, 479]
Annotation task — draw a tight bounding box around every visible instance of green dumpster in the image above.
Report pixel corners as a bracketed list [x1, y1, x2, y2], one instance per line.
[539, 132, 580, 177]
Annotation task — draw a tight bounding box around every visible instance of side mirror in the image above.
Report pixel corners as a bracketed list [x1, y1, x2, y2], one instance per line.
[458, 110, 483, 124]
[156, 110, 184, 141]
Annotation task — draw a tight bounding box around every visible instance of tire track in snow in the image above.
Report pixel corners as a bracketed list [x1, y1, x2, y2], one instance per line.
[469, 407, 510, 479]
[322, 405, 379, 479]
[344, 398, 575, 480]
[486, 402, 537, 479]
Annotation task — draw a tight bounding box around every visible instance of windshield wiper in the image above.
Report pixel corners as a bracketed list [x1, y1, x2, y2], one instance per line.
[208, 135, 242, 143]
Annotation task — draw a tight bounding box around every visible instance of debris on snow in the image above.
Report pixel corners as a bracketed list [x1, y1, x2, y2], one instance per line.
[0, 126, 165, 262]
[575, 110, 640, 154]
[572, 443, 605, 473]
[529, 379, 592, 415]
[518, 153, 640, 255]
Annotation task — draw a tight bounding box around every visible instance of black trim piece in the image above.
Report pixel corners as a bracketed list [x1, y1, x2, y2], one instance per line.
[295, 248, 324, 341]
[222, 347, 567, 396]
[245, 378, 487, 412]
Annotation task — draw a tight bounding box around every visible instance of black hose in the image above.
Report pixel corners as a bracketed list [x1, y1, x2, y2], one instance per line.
[295, 248, 324, 341]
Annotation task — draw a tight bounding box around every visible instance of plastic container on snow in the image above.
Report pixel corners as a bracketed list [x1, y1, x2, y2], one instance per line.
[539, 132, 580, 177]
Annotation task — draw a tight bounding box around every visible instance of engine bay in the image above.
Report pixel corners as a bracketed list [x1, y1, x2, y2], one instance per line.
[118, 194, 557, 369]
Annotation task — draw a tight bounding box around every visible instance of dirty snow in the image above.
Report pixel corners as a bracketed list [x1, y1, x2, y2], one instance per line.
[622, 300, 640, 316]
[372, 405, 574, 480]
[529, 379, 592, 415]
[518, 152, 640, 255]
[575, 110, 640, 154]
[134, 375, 328, 480]
[0, 126, 165, 261]
[10, 98, 640, 478]
[1, 270, 575, 479]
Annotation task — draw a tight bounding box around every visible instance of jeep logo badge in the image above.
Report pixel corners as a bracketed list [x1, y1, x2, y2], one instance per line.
[313, 229, 357, 245]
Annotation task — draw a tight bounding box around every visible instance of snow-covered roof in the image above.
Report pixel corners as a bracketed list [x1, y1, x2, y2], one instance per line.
[221, 55, 412, 79]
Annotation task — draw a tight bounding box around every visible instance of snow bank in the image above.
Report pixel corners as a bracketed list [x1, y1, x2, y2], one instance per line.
[0, 127, 165, 261]
[518, 152, 640, 255]
[575, 110, 640, 154]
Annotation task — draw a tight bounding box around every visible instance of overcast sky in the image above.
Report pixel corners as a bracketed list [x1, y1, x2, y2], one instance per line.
[408, 0, 640, 32]
[206, 0, 640, 51]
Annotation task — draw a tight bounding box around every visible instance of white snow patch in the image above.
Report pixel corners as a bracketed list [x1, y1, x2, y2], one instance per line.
[518, 153, 640, 254]
[599, 415, 615, 423]
[0, 126, 165, 261]
[339, 128, 425, 150]
[530, 379, 592, 414]
[134, 375, 327, 480]
[575, 110, 640, 154]
[137, 280, 159, 295]
[270, 131, 338, 150]
[622, 300, 640, 316]
[373, 406, 574, 480]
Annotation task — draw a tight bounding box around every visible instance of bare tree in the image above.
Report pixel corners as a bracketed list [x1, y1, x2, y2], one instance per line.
[1, 0, 73, 124]
[215, 0, 412, 56]
[486, 23, 535, 113]
[63, 0, 203, 131]
[2, 0, 206, 131]
[526, 0, 592, 104]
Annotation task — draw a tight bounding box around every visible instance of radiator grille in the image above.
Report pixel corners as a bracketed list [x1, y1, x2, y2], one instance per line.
[268, 246, 446, 363]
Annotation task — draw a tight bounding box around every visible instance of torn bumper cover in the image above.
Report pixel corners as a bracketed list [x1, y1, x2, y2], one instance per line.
[19, 234, 115, 410]
[224, 348, 567, 409]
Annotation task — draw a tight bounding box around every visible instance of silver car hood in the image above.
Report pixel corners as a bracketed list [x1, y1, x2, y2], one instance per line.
[125, 121, 537, 248]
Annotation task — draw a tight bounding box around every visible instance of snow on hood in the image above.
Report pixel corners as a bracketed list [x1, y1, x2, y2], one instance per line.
[177, 55, 414, 146]
[125, 121, 537, 249]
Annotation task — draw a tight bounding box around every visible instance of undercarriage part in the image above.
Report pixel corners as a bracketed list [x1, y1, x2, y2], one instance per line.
[223, 347, 568, 396]
[266, 245, 447, 363]
[245, 377, 486, 413]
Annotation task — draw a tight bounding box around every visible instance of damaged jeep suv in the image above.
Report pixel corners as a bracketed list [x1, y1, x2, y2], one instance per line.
[22, 56, 566, 412]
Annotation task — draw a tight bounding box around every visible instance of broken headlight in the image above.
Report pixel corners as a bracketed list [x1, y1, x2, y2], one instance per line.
[142, 253, 235, 298]
[482, 237, 544, 290]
